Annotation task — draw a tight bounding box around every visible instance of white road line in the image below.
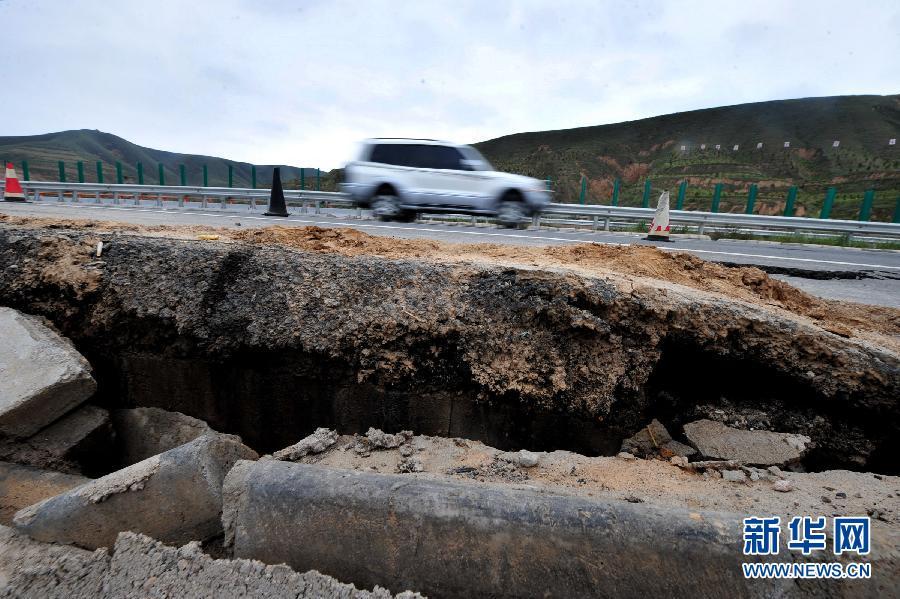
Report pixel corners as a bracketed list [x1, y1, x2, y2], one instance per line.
[7, 203, 900, 271]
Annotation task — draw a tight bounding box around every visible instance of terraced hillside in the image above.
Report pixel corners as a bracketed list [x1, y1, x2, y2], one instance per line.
[475, 94, 900, 220]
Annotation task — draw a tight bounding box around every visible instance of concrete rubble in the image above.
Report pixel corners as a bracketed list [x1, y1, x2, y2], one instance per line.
[0, 525, 421, 599]
[619, 419, 696, 459]
[272, 427, 339, 461]
[12, 434, 257, 549]
[0, 405, 112, 474]
[683, 418, 811, 466]
[0, 307, 96, 437]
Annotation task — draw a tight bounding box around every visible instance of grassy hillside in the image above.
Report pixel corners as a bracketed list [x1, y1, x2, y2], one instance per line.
[475, 95, 900, 221]
[0, 129, 328, 190]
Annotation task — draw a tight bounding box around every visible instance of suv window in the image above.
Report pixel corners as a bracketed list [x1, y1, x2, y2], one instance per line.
[368, 143, 464, 170]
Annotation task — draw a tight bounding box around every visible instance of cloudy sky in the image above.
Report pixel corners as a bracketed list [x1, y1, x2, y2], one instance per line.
[3, 0, 898, 169]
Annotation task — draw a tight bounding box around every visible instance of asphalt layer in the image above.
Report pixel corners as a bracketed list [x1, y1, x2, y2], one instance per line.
[3, 200, 900, 307]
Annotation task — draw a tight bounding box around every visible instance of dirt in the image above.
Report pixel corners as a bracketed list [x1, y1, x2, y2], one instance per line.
[282, 430, 900, 532]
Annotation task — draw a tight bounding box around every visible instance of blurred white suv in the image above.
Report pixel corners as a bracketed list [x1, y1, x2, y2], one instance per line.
[341, 138, 551, 227]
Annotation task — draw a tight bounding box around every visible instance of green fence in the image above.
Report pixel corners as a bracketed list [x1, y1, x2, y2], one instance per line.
[3, 158, 325, 192]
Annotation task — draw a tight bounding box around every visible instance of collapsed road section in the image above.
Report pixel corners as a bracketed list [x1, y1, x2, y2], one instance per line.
[0, 215, 898, 597]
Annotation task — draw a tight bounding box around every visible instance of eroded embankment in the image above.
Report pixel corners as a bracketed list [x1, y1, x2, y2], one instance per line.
[0, 219, 897, 472]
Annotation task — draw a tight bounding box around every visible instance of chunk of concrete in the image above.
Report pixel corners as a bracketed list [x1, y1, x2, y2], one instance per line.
[0, 462, 89, 525]
[620, 419, 685, 458]
[104, 531, 422, 599]
[272, 428, 338, 461]
[111, 407, 216, 467]
[683, 419, 811, 467]
[13, 434, 257, 550]
[0, 405, 112, 475]
[223, 461, 799, 598]
[0, 524, 109, 599]
[0, 308, 96, 437]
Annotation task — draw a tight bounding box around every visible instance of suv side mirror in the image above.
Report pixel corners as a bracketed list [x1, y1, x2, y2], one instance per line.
[459, 159, 482, 171]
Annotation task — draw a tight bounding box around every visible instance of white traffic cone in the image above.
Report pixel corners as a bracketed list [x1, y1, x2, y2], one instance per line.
[646, 190, 672, 241]
[2, 163, 27, 202]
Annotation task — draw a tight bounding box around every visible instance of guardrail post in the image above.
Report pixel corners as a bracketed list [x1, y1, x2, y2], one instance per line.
[711, 183, 722, 213]
[228, 165, 234, 188]
[676, 180, 687, 210]
[611, 178, 620, 206]
[579, 175, 587, 204]
[202, 195, 208, 209]
[96, 161, 104, 184]
[859, 189, 874, 221]
[180, 164, 187, 186]
[251, 165, 257, 189]
[113, 191, 119, 205]
[137, 162, 144, 185]
[532, 214, 541, 229]
[604, 216, 610, 231]
[21, 160, 29, 181]
[591, 215, 598, 231]
[745, 184, 758, 214]
[316, 168, 321, 191]
[641, 180, 651, 208]
[73, 190, 79, 203]
[58, 161, 66, 182]
[315, 200, 322, 215]
[158, 163, 165, 186]
[57, 190, 63, 202]
[784, 186, 797, 216]
[77, 161, 85, 183]
[203, 164, 209, 187]
[821, 187, 836, 219]
[893, 196, 900, 224]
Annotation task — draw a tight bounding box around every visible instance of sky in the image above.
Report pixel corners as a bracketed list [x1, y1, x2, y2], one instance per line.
[2, 0, 899, 169]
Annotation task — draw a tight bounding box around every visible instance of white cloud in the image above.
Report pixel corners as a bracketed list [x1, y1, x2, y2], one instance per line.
[2, 0, 898, 169]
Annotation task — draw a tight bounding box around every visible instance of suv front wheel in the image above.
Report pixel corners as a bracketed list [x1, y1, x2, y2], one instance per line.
[496, 193, 528, 229]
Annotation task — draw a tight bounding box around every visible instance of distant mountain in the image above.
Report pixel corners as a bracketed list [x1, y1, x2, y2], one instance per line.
[475, 95, 900, 220]
[0, 129, 332, 190]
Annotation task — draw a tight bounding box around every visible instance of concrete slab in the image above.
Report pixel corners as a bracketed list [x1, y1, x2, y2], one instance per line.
[683, 419, 811, 466]
[0, 308, 96, 437]
[111, 407, 214, 466]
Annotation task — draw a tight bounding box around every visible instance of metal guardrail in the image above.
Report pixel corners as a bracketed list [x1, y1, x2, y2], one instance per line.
[4, 180, 900, 239]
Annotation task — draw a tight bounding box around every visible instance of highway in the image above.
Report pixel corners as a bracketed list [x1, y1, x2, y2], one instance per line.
[2, 200, 899, 307]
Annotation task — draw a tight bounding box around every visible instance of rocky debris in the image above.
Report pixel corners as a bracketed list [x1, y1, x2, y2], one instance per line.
[354, 428, 413, 456]
[104, 532, 422, 599]
[0, 525, 421, 599]
[722, 470, 747, 483]
[0, 462, 89, 525]
[272, 428, 338, 462]
[0, 405, 112, 475]
[0, 308, 97, 438]
[683, 419, 811, 467]
[669, 456, 689, 468]
[13, 434, 257, 550]
[619, 419, 696, 460]
[396, 457, 424, 474]
[616, 451, 636, 460]
[0, 524, 108, 599]
[773, 479, 794, 493]
[111, 407, 215, 467]
[516, 450, 540, 468]
[449, 457, 529, 483]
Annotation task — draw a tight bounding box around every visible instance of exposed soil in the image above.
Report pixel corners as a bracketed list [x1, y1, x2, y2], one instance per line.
[0, 216, 897, 474]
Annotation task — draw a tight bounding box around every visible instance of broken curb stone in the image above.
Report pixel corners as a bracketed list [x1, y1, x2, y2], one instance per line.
[683, 419, 811, 467]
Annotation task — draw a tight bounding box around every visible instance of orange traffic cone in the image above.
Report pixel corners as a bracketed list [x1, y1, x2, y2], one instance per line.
[2, 163, 27, 202]
[646, 190, 672, 241]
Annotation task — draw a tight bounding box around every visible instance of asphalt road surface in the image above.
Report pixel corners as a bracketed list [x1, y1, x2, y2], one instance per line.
[3, 200, 899, 307]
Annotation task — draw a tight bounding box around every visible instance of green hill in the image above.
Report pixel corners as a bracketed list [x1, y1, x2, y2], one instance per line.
[0, 129, 328, 190]
[475, 94, 900, 220]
